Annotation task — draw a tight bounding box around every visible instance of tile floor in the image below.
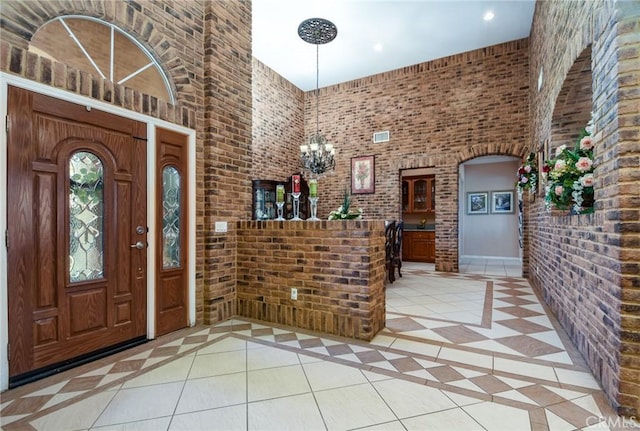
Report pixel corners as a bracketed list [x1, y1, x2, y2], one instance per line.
[1, 261, 636, 431]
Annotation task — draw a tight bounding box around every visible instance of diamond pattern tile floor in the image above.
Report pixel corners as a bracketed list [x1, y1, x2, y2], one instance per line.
[1, 261, 634, 430]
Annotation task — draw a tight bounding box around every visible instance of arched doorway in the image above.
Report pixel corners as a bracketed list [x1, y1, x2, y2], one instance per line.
[458, 155, 522, 276]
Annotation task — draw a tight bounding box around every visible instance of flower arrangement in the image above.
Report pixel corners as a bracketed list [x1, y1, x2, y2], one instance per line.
[515, 152, 538, 193]
[544, 118, 595, 214]
[328, 189, 363, 220]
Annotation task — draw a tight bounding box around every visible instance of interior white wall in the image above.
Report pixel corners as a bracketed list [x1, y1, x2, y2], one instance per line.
[0, 73, 196, 391]
[460, 158, 520, 258]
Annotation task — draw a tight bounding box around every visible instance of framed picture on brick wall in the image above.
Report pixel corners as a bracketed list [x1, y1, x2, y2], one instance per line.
[491, 190, 514, 214]
[467, 192, 488, 214]
[351, 155, 375, 194]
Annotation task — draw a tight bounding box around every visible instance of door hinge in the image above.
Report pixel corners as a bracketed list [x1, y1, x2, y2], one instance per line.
[5, 229, 7, 249]
[6, 343, 9, 360]
[5, 115, 8, 133]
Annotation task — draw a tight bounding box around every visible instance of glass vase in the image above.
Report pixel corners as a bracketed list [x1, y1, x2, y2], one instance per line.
[308, 197, 319, 221]
[291, 192, 302, 220]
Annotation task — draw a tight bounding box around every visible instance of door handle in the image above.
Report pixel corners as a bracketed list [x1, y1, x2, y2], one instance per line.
[130, 241, 145, 249]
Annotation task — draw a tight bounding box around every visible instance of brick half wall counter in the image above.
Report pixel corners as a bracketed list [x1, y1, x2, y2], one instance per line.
[236, 220, 386, 341]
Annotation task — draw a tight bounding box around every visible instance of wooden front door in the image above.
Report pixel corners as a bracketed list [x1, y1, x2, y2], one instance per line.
[155, 127, 189, 336]
[7, 86, 147, 381]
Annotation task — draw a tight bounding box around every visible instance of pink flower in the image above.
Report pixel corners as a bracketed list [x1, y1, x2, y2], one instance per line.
[575, 157, 593, 172]
[556, 145, 567, 156]
[524, 165, 532, 173]
[555, 185, 564, 196]
[520, 177, 529, 184]
[554, 159, 566, 171]
[580, 136, 594, 150]
[580, 174, 594, 187]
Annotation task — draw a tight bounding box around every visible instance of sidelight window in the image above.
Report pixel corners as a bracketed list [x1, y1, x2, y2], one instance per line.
[162, 166, 181, 269]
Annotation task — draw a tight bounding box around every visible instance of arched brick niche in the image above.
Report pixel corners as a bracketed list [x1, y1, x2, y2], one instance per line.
[550, 46, 593, 155]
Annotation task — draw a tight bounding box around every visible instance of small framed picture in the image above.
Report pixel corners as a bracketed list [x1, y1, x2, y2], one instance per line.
[467, 192, 488, 215]
[491, 190, 514, 213]
[351, 155, 375, 194]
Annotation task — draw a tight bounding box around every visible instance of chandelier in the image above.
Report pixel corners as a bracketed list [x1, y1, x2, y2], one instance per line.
[298, 18, 338, 176]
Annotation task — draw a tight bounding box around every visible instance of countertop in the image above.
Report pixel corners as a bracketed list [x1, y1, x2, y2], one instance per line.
[403, 223, 435, 232]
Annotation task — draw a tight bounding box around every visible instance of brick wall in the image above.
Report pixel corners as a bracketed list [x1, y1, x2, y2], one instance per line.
[527, 0, 640, 417]
[236, 220, 386, 340]
[251, 58, 305, 181]
[201, 1, 252, 323]
[252, 40, 530, 272]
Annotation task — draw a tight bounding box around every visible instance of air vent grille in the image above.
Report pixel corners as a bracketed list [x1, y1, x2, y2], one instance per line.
[373, 131, 390, 143]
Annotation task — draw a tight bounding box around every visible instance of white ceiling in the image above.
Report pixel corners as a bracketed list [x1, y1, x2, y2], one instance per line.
[252, 0, 535, 91]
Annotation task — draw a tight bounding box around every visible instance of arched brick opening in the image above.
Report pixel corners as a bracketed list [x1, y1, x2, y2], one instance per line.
[550, 46, 593, 156]
[0, 0, 194, 107]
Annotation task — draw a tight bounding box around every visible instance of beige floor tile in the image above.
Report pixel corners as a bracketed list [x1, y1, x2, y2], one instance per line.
[462, 401, 532, 431]
[463, 340, 524, 356]
[247, 364, 310, 402]
[175, 373, 246, 414]
[314, 383, 397, 430]
[553, 368, 601, 389]
[93, 416, 172, 430]
[247, 393, 325, 431]
[297, 353, 324, 364]
[358, 420, 407, 430]
[441, 390, 485, 407]
[362, 369, 395, 383]
[402, 407, 485, 431]
[373, 379, 457, 418]
[188, 349, 247, 379]
[169, 405, 246, 431]
[389, 337, 441, 358]
[93, 382, 183, 427]
[545, 409, 579, 431]
[121, 354, 194, 389]
[196, 337, 247, 355]
[302, 360, 368, 391]
[369, 333, 397, 347]
[247, 345, 301, 370]
[27, 390, 115, 430]
[494, 357, 558, 382]
[438, 346, 493, 369]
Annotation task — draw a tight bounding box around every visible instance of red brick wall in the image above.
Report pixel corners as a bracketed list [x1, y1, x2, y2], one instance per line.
[252, 39, 530, 272]
[527, 0, 640, 417]
[251, 58, 305, 181]
[201, 1, 252, 323]
[236, 220, 386, 340]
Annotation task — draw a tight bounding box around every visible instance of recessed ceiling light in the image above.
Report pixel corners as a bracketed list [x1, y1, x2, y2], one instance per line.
[483, 11, 495, 21]
[373, 42, 383, 52]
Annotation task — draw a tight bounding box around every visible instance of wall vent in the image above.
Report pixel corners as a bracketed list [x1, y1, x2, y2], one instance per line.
[373, 131, 390, 143]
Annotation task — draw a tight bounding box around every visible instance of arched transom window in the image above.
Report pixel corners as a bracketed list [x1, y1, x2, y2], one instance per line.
[30, 16, 174, 104]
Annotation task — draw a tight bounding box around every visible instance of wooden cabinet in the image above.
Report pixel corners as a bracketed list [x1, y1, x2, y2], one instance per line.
[252, 175, 309, 220]
[402, 230, 435, 263]
[402, 175, 435, 213]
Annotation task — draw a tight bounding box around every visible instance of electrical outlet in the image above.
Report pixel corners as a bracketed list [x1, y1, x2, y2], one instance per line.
[291, 288, 298, 300]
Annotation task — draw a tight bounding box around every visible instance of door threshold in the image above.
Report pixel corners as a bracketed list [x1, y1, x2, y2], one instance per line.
[9, 336, 148, 389]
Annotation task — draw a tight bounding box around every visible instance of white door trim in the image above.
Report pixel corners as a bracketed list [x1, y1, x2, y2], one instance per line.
[0, 73, 197, 391]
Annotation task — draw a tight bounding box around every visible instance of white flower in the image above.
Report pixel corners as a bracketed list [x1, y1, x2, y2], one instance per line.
[580, 173, 594, 187]
[580, 136, 594, 151]
[554, 159, 567, 171]
[575, 157, 593, 172]
[556, 144, 567, 156]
